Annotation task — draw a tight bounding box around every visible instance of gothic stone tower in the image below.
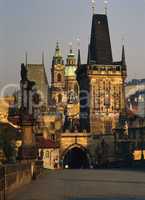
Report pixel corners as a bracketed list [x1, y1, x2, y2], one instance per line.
[51, 42, 66, 106]
[77, 14, 127, 134]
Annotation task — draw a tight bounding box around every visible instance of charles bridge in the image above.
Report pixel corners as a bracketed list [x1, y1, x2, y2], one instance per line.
[1, 168, 145, 200]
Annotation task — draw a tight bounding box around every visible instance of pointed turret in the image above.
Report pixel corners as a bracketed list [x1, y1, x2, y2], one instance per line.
[55, 41, 61, 57]
[87, 44, 91, 65]
[77, 48, 81, 68]
[121, 45, 126, 69]
[66, 45, 76, 66]
[89, 14, 113, 64]
[52, 42, 64, 65]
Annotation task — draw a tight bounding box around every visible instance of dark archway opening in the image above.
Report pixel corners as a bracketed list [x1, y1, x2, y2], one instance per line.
[63, 147, 90, 169]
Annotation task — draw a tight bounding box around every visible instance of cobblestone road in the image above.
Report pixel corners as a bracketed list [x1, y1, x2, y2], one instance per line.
[9, 169, 145, 200]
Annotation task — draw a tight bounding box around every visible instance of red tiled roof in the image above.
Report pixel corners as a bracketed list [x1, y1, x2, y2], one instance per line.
[36, 138, 58, 149]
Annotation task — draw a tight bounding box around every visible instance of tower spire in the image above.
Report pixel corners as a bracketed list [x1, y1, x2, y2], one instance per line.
[77, 38, 81, 67]
[87, 44, 91, 65]
[89, 13, 113, 64]
[122, 44, 126, 68]
[55, 41, 62, 57]
[53, 41, 63, 65]
[77, 49, 81, 68]
[121, 36, 126, 68]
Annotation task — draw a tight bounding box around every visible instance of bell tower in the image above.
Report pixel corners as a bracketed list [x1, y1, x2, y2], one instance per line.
[51, 42, 66, 105]
[65, 45, 78, 99]
[64, 45, 80, 131]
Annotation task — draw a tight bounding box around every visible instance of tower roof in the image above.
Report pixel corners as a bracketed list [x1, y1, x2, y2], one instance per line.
[87, 44, 91, 65]
[54, 41, 62, 57]
[52, 42, 64, 65]
[77, 49, 81, 67]
[122, 45, 127, 69]
[89, 14, 113, 65]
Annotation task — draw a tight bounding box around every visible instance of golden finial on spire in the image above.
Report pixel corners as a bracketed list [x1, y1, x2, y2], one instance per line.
[104, 0, 108, 15]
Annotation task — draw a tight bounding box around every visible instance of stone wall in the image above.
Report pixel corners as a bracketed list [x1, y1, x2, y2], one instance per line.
[0, 161, 43, 200]
[5, 162, 32, 195]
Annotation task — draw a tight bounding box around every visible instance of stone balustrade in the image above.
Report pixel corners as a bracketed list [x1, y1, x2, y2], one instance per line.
[0, 161, 43, 200]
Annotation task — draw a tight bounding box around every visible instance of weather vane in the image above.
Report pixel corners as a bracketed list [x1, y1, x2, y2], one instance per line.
[91, 0, 95, 15]
[104, 0, 108, 15]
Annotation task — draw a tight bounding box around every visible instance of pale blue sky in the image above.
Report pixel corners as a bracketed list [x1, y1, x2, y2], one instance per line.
[0, 0, 145, 92]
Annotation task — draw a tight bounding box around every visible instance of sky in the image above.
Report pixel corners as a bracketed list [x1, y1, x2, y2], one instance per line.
[0, 0, 145, 94]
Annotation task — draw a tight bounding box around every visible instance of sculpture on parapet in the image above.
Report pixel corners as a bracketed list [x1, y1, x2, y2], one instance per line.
[20, 63, 36, 116]
[19, 63, 37, 160]
[21, 63, 28, 82]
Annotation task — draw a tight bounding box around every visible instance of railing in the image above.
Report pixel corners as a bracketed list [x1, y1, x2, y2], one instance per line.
[0, 166, 5, 200]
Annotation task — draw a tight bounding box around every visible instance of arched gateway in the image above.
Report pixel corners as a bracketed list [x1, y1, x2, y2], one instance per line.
[62, 144, 91, 169]
[60, 133, 92, 169]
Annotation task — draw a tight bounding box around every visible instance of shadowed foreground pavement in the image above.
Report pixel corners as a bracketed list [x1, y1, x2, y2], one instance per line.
[9, 169, 145, 200]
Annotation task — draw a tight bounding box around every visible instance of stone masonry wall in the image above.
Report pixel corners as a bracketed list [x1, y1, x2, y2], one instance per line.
[0, 161, 43, 200]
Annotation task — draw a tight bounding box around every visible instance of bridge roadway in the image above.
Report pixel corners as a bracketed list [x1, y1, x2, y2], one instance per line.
[9, 169, 145, 200]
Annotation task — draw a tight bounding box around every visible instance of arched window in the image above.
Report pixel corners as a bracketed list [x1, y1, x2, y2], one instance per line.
[57, 73, 62, 82]
[58, 94, 62, 103]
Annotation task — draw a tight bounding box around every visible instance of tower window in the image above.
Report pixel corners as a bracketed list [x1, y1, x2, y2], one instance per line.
[51, 134, 55, 141]
[57, 73, 62, 82]
[58, 94, 62, 103]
